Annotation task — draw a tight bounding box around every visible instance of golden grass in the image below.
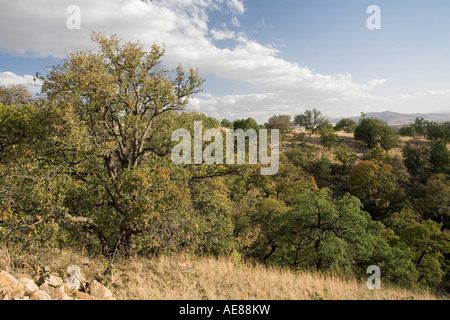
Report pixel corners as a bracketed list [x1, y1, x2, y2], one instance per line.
[2, 248, 443, 300]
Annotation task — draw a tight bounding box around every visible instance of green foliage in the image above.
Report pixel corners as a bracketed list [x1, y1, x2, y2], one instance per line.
[399, 126, 416, 137]
[334, 118, 357, 133]
[294, 109, 329, 134]
[402, 140, 432, 183]
[354, 118, 399, 151]
[233, 118, 260, 131]
[220, 118, 233, 128]
[363, 145, 391, 163]
[334, 144, 356, 174]
[318, 125, 338, 149]
[203, 116, 220, 129]
[426, 122, 450, 141]
[265, 189, 417, 286]
[312, 157, 332, 188]
[264, 114, 294, 135]
[349, 160, 406, 219]
[414, 174, 450, 230]
[414, 118, 427, 138]
[430, 139, 450, 174]
[398, 220, 450, 287]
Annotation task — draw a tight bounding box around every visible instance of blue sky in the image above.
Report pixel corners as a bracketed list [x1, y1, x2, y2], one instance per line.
[0, 0, 449, 123]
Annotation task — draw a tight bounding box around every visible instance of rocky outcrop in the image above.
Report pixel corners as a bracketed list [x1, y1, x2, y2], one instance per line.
[0, 266, 115, 300]
[18, 277, 39, 295]
[0, 270, 25, 299]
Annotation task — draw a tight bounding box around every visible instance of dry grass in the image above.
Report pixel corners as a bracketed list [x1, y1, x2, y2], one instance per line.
[2, 248, 444, 300]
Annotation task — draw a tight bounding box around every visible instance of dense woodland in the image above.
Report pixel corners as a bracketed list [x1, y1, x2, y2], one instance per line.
[0, 34, 449, 295]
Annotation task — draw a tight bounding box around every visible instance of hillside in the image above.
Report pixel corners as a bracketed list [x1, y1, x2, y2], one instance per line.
[0, 248, 442, 300]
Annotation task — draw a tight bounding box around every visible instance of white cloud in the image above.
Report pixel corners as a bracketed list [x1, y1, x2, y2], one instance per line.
[226, 0, 246, 15]
[211, 28, 236, 41]
[231, 16, 241, 27]
[0, 72, 42, 94]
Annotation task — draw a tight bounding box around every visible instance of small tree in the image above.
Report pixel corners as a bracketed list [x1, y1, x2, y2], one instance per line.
[426, 122, 450, 142]
[354, 118, 399, 151]
[399, 126, 416, 137]
[294, 109, 328, 133]
[334, 144, 356, 173]
[334, 118, 357, 133]
[233, 118, 260, 131]
[413, 118, 427, 138]
[319, 127, 338, 149]
[264, 115, 294, 135]
[430, 139, 450, 174]
[220, 118, 233, 128]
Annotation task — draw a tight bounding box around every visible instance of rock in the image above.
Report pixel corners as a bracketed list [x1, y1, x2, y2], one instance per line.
[0, 271, 25, 299]
[39, 281, 50, 293]
[39, 280, 67, 299]
[47, 274, 64, 287]
[58, 291, 73, 300]
[43, 266, 52, 273]
[30, 290, 51, 300]
[89, 280, 114, 300]
[76, 291, 95, 300]
[18, 277, 39, 295]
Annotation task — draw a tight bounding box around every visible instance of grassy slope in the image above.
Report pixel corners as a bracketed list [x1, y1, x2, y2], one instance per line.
[2, 248, 442, 300]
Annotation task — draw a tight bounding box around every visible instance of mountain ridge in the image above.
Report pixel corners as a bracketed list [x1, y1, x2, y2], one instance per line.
[327, 111, 450, 125]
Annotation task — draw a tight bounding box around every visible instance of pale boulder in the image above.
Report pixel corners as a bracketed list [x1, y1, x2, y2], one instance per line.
[0, 271, 25, 299]
[76, 291, 95, 300]
[47, 274, 64, 287]
[89, 280, 114, 300]
[18, 277, 39, 295]
[30, 290, 52, 300]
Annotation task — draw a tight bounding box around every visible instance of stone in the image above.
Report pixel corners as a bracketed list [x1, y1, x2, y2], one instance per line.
[39, 280, 67, 299]
[89, 280, 114, 300]
[0, 271, 25, 299]
[76, 291, 95, 300]
[47, 274, 64, 287]
[58, 291, 73, 300]
[18, 277, 39, 295]
[39, 281, 50, 293]
[43, 266, 52, 273]
[30, 290, 51, 300]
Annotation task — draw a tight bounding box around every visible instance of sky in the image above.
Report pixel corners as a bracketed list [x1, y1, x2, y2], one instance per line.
[0, 0, 449, 124]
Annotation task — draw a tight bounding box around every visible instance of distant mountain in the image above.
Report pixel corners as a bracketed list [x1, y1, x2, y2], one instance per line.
[328, 111, 450, 125]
